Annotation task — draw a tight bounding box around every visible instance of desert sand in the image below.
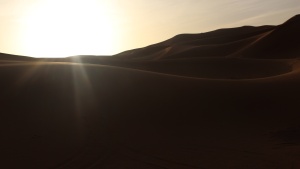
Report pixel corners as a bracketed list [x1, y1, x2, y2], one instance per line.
[1, 15, 300, 168]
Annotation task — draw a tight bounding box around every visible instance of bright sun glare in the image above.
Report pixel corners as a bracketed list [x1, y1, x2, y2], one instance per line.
[21, 0, 117, 58]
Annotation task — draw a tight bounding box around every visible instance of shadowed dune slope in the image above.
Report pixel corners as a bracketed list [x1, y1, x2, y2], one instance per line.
[1, 62, 300, 169]
[0, 52, 36, 61]
[44, 56, 294, 79]
[114, 15, 299, 60]
[70, 57, 294, 79]
[114, 26, 275, 60]
[240, 14, 300, 58]
[1, 15, 300, 169]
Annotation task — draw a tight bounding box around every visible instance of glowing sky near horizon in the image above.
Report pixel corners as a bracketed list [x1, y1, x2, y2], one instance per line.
[0, 0, 299, 58]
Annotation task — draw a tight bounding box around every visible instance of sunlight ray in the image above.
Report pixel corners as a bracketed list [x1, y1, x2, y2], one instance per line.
[70, 57, 96, 120]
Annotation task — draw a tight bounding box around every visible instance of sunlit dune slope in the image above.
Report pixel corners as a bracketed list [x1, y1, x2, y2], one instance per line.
[1, 15, 300, 169]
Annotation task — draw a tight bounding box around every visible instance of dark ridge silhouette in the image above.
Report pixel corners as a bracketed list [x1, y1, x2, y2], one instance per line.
[0, 52, 36, 61]
[284, 14, 300, 23]
[1, 15, 300, 169]
[241, 14, 300, 58]
[114, 25, 275, 60]
[161, 25, 275, 45]
[114, 15, 300, 60]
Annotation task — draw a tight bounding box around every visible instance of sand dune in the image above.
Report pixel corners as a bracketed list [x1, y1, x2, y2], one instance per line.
[114, 25, 274, 60]
[241, 14, 300, 58]
[1, 15, 300, 169]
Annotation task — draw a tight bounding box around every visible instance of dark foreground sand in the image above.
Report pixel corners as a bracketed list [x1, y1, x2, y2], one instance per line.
[1, 15, 300, 169]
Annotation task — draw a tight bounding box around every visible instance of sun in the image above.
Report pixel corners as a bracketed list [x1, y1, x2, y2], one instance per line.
[20, 0, 117, 58]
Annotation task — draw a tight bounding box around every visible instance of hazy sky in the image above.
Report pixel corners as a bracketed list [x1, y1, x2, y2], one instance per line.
[0, 0, 299, 57]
